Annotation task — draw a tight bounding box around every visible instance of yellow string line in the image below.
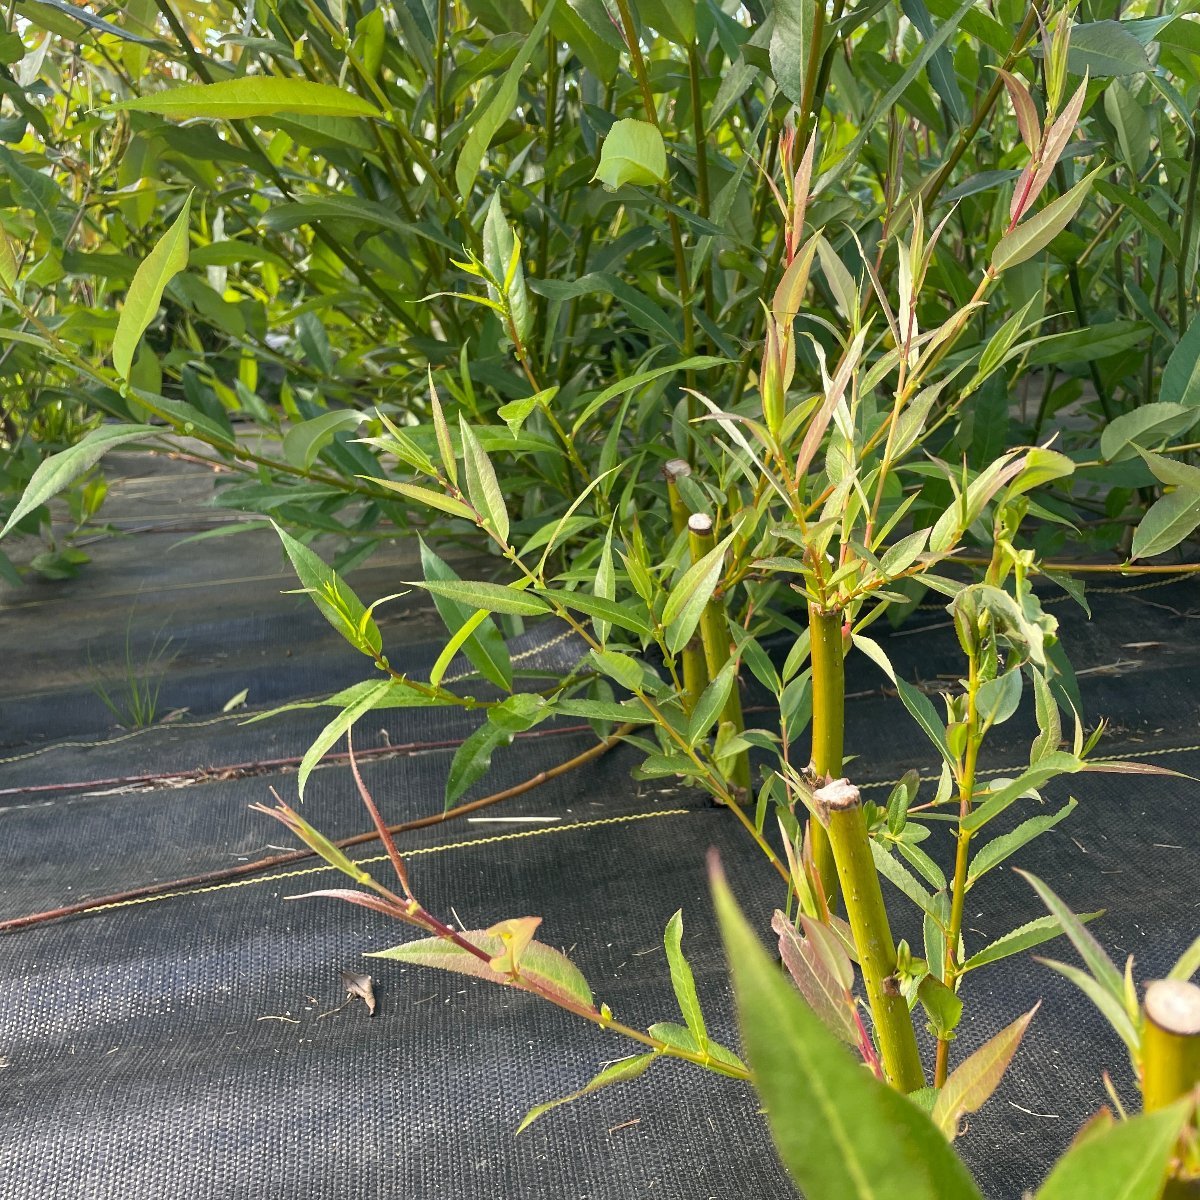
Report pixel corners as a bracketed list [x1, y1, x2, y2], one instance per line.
[81, 808, 692, 914]
[916, 571, 1195, 611]
[857, 740, 1200, 791]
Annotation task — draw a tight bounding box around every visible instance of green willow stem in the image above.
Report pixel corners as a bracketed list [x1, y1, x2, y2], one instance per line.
[1142, 979, 1200, 1111]
[1177, 119, 1200, 336]
[818, 779, 925, 1092]
[922, 3, 1040, 209]
[935, 650, 981, 1087]
[689, 514, 751, 798]
[807, 604, 843, 905]
[611, 0, 698, 407]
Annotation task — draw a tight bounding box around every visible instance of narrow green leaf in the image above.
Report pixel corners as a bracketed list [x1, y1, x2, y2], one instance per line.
[414, 579, 549, 617]
[1036, 1103, 1190, 1199]
[664, 911, 708, 1050]
[545, 590, 653, 638]
[368, 479, 478, 522]
[517, 1055, 656, 1133]
[1037, 958, 1140, 1053]
[663, 533, 733, 656]
[455, 0, 558, 198]
[0, 424, 154, 539]
[113, 193, 192, 380]
[993, 167, 1105, 272]
[966, 800, 1078, 887]
[961, 911, 1103, 973]
[275, 523, 382, 657]
[297, 679, 392, 798]
[687, 660, 736, 746]
[711, 862, 984, 1200]
[1017, 871, 1126, 1002]
[112, 77, 380, 119]
[419, 538, 512, 691]
[459, 419, 509, 544]
[931, 1005, 1038, 1138]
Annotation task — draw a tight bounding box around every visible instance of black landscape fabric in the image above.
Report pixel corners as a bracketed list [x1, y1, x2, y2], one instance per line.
[2, 453, 1199, 1200]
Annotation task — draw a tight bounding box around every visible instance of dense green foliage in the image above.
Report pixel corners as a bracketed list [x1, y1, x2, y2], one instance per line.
[3, 0, 1200, 1193]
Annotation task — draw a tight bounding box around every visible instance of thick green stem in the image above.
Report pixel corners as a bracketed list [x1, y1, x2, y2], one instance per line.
[1142, 980, 1200, 1111]
[808, 604, 844, 905]
[689, 514, 750, 799]
[817, 779, 925, 1093]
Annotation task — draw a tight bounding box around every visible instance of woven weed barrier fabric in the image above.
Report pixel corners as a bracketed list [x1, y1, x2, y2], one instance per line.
[2, 453, 1199, 1199]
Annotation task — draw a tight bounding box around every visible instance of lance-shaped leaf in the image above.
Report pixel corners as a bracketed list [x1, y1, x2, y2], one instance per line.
[369, 480, 478, 522]
[455, 0, 558, 197]
[419, 537, 512, 691]
[663, 531, 734, 655]
[370, 926, 597, 1012]
[771, 910, 858, 1044]
[997, 68, 1041, 152]
[297, 679, 394, 798]
[518, 1054, 657, 1133]
[1161, 312, 1200, 407]
[712, 857, 984, 1200]
[664, 911, 708, 1050]
[1018, 871, 1130, 1013]
[994, 166, 1105, 272]
[275, 523, 382, 657]
[1035, 1101, 1191, 1200]
[112, 77, 380, 119]
[413, 578, 550, 617]
[0, 424, 155, 539]
[961, 911, 1103, 974]
[113, 192, 192, 379]
[459, 418, 509, 544]
[932, 1005, 1038, 1138]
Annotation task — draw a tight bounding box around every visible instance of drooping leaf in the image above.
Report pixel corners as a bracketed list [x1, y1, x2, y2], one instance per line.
[369, 925, 596, 1012]
[593, 119, 668, 189]
[113, 193, 192, 380]
[0, 424, 154, 539]
[517, 1055, 657, 1133]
